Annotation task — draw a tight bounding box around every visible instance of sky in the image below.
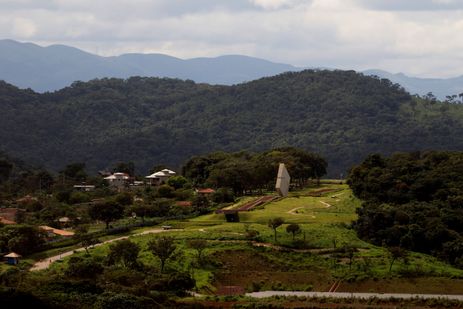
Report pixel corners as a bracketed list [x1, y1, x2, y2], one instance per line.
[1, 0, 463, 78]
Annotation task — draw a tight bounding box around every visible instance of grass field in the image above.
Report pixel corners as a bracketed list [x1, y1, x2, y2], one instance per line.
[42, 182, 463, 294]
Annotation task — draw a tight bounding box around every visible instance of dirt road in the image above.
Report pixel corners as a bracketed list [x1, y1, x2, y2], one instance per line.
[30, 228, 178, 271]
[246, 291, 463, 301]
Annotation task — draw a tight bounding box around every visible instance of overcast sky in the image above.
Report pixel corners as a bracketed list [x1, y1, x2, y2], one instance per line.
[1, 0, 463, 77]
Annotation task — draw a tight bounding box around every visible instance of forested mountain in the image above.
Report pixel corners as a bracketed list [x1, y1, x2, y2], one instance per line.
[0, 39, 296, 92]
[1, 70, 463, 176]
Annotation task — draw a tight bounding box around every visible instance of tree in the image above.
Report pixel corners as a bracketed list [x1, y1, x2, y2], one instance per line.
[112, 162, 135, 177]
[157, 184, 174, 198]
[65, 256, 104, 278]
[75, 225, 99, 254]
[187, 239, 208, 263]
[88, 200, 125, 229]
[128, 204, 155, 223]
[268, 217, 284, 242]
[0, 159, 13, 183]
[388, 246, 407, 272]
[108, 239, 140, 268]
[61, 163, 87, 182]
[167, 176, 188, 190]
[286, 223, 301, 240]
[147, 236, 176, 272]
[115, 192, 133, 206]
[0, 225, 46, 255]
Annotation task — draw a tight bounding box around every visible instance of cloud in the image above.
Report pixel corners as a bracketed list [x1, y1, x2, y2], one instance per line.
[1, 0, 463, 77]
[354, 0, 463, 11]
[12, 18, 37, 38]
[249, 0, 308, 10]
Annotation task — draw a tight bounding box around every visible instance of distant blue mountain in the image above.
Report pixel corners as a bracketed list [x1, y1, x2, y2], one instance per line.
[0, 39, 298, 92]
[1, 39, 462, 99]
[363, 69, 463, 100]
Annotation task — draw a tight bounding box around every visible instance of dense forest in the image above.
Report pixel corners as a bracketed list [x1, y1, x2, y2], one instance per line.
[348, 151, 463, 266]
[1, 70, 463, 176]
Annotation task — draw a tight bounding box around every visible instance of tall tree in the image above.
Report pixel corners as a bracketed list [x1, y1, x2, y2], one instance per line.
[268, 217, 284, 242]
[88, 200, 124, 229]
[286, 223, 301, 240]
[108, 239, 140, 268]
[148, 236, 176, 272]
[187, 239, 208, 263]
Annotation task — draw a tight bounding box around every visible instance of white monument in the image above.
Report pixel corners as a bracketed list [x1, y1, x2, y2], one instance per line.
[275, 163, 290, 197]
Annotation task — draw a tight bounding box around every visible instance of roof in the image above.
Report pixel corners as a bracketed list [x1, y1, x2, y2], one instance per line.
[161, 169, 176, 175]
[16, 195, 38, 203]
[39, 226, 75, 236]
[113, 172, 129, 176]
[52, 229, 75, 236]
[39, 225, 54, 231]
[146, 169, 176, 178]
[105, 173, 129, 180]
[0, 208, 25, 222]
[176, 201, 192, 207]
[0, 217, 16, 225]
[198, 188, 215, 194]
[5, 252, 21, 258]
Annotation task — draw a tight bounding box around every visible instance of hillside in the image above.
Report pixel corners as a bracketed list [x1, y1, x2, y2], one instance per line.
[1, 70, 463, 176]
[0, 39, 297, 92]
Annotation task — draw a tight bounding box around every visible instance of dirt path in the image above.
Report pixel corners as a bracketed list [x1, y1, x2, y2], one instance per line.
[30, 228, 179, 271]
[320, 201, 331, 208]
[287, 207, 304, 215]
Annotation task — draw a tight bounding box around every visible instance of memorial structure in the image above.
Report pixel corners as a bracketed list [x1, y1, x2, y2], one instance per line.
[275, 163, 290, 197]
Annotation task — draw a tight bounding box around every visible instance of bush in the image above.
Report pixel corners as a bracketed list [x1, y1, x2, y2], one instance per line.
[69, 191, 90, 204]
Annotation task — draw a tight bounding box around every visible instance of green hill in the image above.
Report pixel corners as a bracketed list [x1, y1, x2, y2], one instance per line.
[1, 70, 463, 176]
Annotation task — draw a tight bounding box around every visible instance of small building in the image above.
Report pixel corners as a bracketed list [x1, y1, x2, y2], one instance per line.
[145, 169, 176, 186]
[197, 188, 215, 196]
[176, 201, 192, 207]
[4, 252, 21, 265]
[104, 172, 130, 190]
[73, 184, 96, 192]
[16, 195, 38, 204]
[39, 226, 75, 240]
[0, 208, 25, 222]
[0, 216, 16, 225]
[57, 217, 71, 228]
[223, 210, 240, 222]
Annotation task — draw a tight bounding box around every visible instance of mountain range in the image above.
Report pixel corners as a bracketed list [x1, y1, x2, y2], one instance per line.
[1, 39, 462, 99]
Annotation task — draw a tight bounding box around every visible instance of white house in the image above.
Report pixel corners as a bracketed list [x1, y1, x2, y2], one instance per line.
[145, 169, 176, 186]
[104, 172, 130, 190]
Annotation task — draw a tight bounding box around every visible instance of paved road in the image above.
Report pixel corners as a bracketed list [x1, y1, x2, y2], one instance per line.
[246, 291, 463, 301]
[30, 228, 178, 271]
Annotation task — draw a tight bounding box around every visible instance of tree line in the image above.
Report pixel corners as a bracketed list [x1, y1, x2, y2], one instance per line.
[182, 147, 327, 195]
[348, 151, 463, 267]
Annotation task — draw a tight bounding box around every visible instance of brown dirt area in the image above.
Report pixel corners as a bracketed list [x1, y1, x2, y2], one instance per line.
[212, 250, 332, 292]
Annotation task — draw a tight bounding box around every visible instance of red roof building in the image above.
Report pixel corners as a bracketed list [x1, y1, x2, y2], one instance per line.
[197, 188, 215, 194]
